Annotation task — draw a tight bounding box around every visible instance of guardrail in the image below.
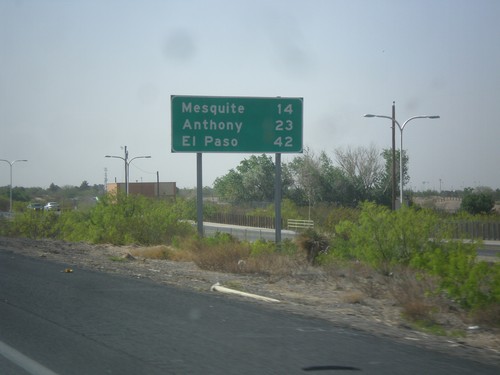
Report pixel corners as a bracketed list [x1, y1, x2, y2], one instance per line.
[287, 219, 314, 231]
[203, 222, 297, 242]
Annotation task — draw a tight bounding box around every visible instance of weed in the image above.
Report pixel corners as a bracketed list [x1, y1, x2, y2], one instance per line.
[342, 291, 364, 304]
[390, 267, 442, 323]
[411, 320, 447, 336]
[224, 280, 244, 291]
[130, 245, 172, 260]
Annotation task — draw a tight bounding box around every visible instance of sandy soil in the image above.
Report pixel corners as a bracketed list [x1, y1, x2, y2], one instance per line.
[1, 236, 499, 367]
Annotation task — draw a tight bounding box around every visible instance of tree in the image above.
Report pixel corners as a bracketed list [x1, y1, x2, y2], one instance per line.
[49, 183, 60, 192]
[375, 147, 412, 207]
[238, 155, 276, 202]
[287, 149, 353, 206]
[461, 188, 495, 215]
[287, 148, 323, 206]
[79, 180, 90, 190]
[335, 145, 382, 192]
[213, 169, 244, 202]
[213, 154, 288, 203]
[334, 144, 384, 203]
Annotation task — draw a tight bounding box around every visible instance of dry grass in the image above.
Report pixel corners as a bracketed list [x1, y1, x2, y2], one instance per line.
[129, 242, 493, 332]
[129, 245, 195, 262]
[239, 253, 303, 278]
[342, 290, 365, 304]
[390, 267, 444, 323]
[190, 243, 251, 273]
[321, 260, 388, 298]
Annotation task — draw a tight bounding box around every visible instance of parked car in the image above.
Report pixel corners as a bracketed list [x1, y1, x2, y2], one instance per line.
[27, 203, 44, 211]
[44, 202, 60, 211]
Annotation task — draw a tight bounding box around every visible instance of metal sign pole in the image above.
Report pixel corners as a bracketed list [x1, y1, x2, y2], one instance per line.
[275, 153, 282, 245]
[196, 152, 204, 237]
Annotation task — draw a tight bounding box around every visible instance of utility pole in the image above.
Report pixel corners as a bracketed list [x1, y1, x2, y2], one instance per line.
[392, 102, 396, 210]
[0, 159, 28, 212]
[105, 146, 150, 196]
[124, 146, 129, 195]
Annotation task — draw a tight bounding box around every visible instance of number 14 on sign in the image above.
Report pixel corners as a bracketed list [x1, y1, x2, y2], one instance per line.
[277, 103, 293, 115]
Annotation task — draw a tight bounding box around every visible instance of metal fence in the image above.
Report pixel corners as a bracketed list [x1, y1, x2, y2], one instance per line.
[205, 213, 280, 229]
[203, 223, 297, 242]
[206, 213, 500, 241]
[452, 221, 500, 240]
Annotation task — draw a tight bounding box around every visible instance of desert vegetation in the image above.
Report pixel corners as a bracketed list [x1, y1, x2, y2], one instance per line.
[1, 192, 499, 333]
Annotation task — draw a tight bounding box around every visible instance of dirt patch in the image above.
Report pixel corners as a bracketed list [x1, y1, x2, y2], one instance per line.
[1, 237, 499, 367]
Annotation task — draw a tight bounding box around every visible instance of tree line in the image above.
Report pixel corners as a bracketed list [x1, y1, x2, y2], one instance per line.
[214, 145, 408, 207]
[213, 146, 498, 214]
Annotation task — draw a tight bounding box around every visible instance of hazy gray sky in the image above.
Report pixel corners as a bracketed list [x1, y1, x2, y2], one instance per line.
[1, 0, 499, 192]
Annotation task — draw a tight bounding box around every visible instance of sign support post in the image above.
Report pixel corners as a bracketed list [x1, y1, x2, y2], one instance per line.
[196, 152, 204, 237]
[275, 153, 282, 246]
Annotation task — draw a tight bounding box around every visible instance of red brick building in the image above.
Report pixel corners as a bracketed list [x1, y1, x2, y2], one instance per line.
[106, 182, 176, 199]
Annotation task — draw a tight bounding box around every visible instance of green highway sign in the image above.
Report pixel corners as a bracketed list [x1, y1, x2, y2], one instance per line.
[171, 95, 303, 153]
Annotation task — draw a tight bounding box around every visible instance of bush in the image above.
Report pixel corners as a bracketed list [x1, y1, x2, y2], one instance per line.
[250, 239, 276, 256]
[327, 201, 500, 317]
[323, 206, 360, 232]
[2, 193, 194, 246]
[332, 203, 442, 273]
[2, 210, 61, 239]
[461, 191, 495, 215]
[296, 229, 329, 265]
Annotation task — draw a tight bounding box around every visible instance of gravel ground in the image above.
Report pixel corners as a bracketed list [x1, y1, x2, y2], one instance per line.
[1, 236, 499, 367]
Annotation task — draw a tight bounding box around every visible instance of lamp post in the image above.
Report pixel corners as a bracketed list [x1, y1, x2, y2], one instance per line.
[364, 112, 439, 206]
[105, 146, 151, 195]
[126, 155, 151, 194]
[0, 159, 28, 212]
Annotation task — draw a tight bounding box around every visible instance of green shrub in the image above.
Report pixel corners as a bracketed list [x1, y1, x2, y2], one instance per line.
[330, 202, 454, 273]
[324, 206, 360, 232]
[2, 193, 194, 245]
[3, 210, 61, 239]
[327, 201, 500, 315]
[250, 239, 276, 256]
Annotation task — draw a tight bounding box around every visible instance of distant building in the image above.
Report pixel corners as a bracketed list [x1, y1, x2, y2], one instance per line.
[106, 182, 176, 199]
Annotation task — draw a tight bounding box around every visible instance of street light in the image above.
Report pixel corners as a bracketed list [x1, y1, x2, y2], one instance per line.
[105, 146, 151, 195]
[0, 159, 28, 212]
[364, 113, 440, 206]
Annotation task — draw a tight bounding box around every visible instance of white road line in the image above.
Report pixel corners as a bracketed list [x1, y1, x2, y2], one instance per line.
[0, 340, 59, 375]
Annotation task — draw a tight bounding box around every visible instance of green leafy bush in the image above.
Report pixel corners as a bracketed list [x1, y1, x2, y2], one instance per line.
[331, 202, 448, 273]
[2, 193, 194, 245]
[250, 239, 276, 256]
[2, 211, 60, 239]
[326, 201, 500, 317]
[411, 245, 500, 312]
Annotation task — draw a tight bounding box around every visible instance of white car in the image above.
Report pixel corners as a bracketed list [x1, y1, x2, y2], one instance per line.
[44, 202, 60, 211]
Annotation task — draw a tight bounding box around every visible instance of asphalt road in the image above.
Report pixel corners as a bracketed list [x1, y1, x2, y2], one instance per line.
[204, 222, 500, 260]
[478, 241, 500, 258]
[1, 249, 498, 374]
[203, 222, 298, 242]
